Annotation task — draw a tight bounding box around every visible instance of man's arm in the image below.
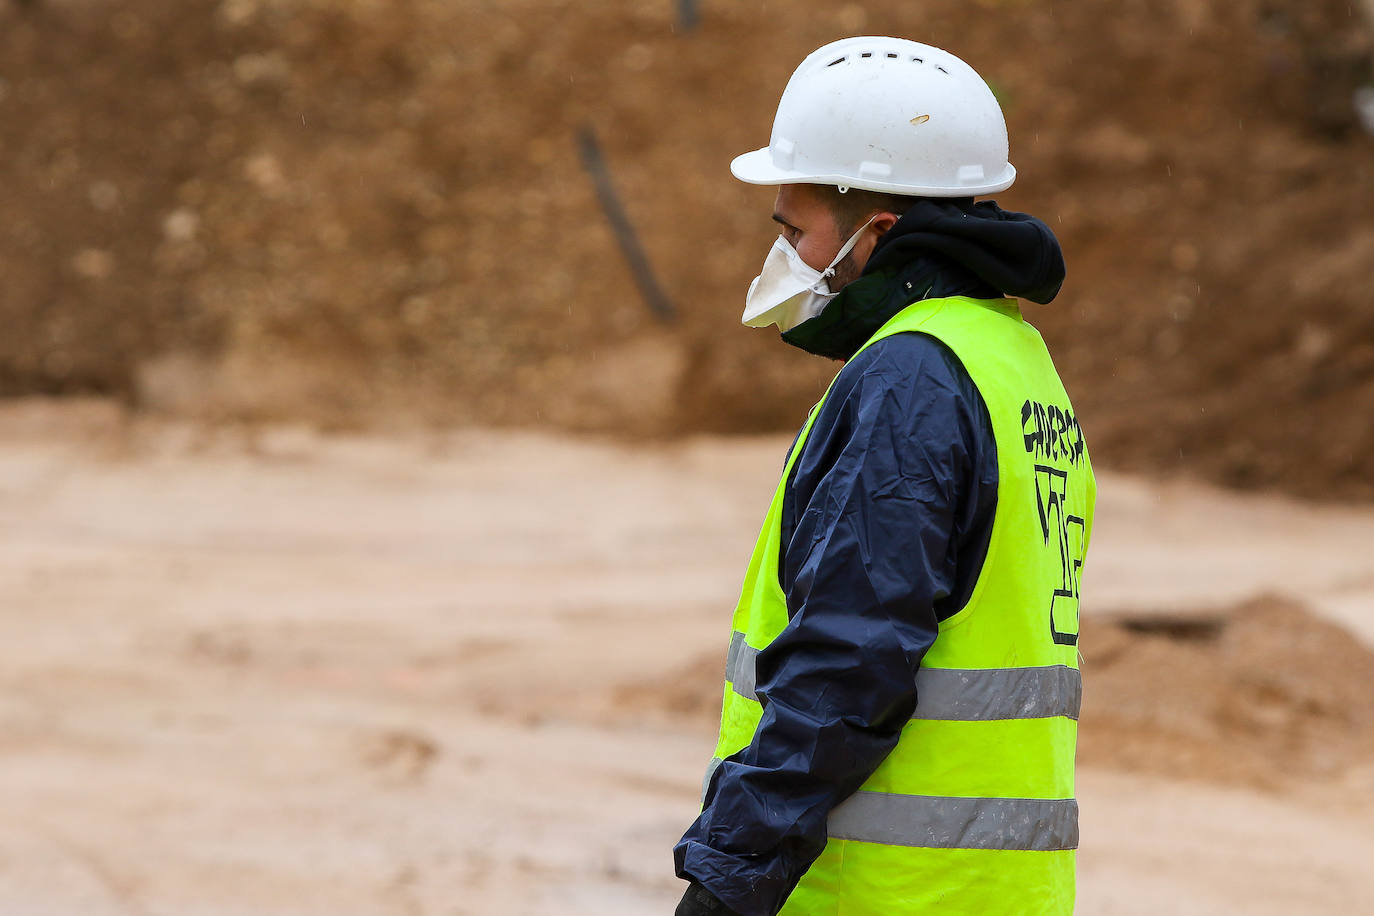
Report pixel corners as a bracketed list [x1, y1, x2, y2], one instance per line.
[674, 333, 997, 916]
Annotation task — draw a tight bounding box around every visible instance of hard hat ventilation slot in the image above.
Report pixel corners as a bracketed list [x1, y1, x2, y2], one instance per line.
[827, 57, 846, 67]
[886, 52, 899, 59]
[860, 52, 873, 58]
[910, 57, 924, 63]
[936, 65, 949, 74]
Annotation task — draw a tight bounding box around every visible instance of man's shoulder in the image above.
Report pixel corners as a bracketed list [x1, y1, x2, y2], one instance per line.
[833, 330, 976, 400]
[787, 327, 997, 522]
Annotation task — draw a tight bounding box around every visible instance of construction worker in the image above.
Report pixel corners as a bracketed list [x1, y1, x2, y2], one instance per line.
[674, 37, 1096, 916]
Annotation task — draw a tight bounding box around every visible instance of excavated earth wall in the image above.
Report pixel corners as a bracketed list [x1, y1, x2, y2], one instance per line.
[1, 0, 1371, 499]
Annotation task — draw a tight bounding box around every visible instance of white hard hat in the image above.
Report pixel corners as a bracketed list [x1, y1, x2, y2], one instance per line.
[731, 37, 1015, 197]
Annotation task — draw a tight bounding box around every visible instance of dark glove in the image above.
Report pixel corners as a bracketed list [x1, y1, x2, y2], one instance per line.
[675, 880, 746, 916]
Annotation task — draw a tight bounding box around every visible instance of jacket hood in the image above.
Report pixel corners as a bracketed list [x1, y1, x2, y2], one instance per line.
[781, 198, 1066, 360]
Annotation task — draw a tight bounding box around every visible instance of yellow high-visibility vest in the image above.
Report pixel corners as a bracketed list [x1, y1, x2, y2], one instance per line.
[705, 296, 1096, 915]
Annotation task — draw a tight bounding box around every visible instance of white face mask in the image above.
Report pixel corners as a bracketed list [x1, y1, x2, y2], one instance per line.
[741, 215, 877, 331]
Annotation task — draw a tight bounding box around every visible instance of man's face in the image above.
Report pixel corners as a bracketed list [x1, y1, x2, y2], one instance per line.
[771, 184, 893, 292]
[771, 184, 847, 274]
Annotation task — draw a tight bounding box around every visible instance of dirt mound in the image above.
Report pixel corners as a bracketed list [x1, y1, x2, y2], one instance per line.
[1, 0, 1372, 495]
[610, 596, 1374, 789]
[1080, 595, 1374, 788]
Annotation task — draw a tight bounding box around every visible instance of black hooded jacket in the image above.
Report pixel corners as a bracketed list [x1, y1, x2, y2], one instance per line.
[674, 199, 1067, 916]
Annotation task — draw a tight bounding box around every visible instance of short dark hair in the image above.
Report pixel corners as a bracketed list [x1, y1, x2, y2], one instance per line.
[813, 185, 918, 235]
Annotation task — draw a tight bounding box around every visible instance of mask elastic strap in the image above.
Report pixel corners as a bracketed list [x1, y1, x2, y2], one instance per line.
[818, 214, 880, 283]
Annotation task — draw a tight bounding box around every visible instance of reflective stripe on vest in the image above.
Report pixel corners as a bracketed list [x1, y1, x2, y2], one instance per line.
[829, 792, 1079, 851]
[702, 755, 1078, 851]
[725, 630, 1082, 721]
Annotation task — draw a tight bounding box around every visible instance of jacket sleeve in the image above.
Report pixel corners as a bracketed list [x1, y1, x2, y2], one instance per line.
[674, 333, 996, 916]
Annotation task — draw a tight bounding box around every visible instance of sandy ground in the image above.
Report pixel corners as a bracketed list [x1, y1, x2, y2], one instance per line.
[0, 400, 1372, 915]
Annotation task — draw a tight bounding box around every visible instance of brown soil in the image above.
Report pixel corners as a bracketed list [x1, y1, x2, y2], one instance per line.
[1, 0, 1372, 499]
[1, 410, 1372, 912]
[1079, 594, 1374, 789]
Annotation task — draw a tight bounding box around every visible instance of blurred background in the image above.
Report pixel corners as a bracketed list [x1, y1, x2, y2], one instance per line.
[1, 0, 1373, 913]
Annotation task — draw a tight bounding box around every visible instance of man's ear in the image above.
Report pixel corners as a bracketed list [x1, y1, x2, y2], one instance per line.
[872, 210, 901, 235]
[846, 209, 901, 275]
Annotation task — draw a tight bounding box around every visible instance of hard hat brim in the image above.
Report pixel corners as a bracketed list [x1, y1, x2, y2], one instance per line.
[730, 147, 808, 186]
[731, 147, 1016, 197]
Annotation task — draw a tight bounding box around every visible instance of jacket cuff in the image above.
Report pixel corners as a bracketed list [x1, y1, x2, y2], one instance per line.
[675, 840, 787, 916]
